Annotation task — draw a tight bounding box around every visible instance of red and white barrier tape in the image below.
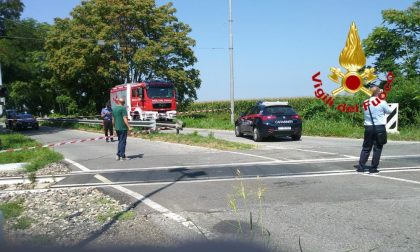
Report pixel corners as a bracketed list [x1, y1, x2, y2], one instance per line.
[0, 136, 114, 154]
[0, 126, 177, 153]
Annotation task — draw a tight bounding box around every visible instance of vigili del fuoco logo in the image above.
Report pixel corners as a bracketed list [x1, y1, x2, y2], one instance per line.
[312, 22, 394, 113]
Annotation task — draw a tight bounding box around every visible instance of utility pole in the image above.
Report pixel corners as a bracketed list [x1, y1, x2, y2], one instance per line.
[228, 0, 235, 124]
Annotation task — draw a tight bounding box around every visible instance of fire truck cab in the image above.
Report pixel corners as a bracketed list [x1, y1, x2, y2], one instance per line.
[110, 81, 176, 121]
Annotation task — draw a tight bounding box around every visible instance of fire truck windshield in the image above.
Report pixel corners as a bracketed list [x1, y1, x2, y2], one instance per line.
[146, 86, 174, 98]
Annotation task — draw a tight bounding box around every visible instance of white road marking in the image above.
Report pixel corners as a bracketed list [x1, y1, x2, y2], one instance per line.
[266, 145, 340, 156]
[381, 154, 420, 159]
[51, 172, 358, 188]
[137, 138, 222, 153]
[50, 166, 420, 189]
[364, 174, 420, 185]
[65, 158, 90, 171]
[343, 155, 359, 158]
[68, 153, 420, 175]
[221, 150, 281, 161]
[388, 141, 420, 145]
[65, 159, 215, 239]
[265, 146, 420, 160]
[381, 166, 420, 171]
[70, 160, 277, 174]
[69, 157, 358, 175]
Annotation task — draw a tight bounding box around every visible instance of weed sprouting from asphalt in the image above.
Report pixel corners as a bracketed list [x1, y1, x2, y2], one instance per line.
[208, 131, 215, 139]
[256, 176, 267, 237]
[228, 169, 270, 245]
[28, 172, 36, 184]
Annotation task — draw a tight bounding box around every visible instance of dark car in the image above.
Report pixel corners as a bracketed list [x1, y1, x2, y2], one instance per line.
[235, 101, 302, 142]
[13, 113, 39, 130]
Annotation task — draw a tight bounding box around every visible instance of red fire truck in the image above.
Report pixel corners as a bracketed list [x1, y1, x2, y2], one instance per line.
[110, 81, 176, 121]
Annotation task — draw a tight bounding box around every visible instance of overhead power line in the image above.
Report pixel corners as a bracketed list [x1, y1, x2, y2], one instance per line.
[0, 35, 43, 41]
[0, 35, 226, 50]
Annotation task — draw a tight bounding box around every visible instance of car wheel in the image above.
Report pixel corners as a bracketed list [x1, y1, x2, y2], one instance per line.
[34, 124, 39, 130]
[292, 134, 301, 141]
[253, 127, 263, 142]
[235, 125, 243, 137]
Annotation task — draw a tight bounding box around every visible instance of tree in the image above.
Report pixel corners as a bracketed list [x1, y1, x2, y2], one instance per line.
[45, 0, 201, 113]
[363, 1, 419, 78]
[363, 1, 420, 126]
[0, 18, 55, 114]
[0, 0, 24, 36]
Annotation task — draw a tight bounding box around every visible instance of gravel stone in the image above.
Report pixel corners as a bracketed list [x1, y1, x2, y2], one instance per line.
[0, 188, 132, 247]
[0, 161, 71, 177]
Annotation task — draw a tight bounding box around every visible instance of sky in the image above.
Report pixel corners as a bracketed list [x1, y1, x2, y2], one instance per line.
[21, 0, 414, 101]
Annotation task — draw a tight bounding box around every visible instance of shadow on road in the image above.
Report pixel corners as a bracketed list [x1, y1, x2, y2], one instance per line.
[19, 126, 70, 137]
[241, 135, 299, 142]
[75, 168, 207, 248]
[127, 154, 144, 159]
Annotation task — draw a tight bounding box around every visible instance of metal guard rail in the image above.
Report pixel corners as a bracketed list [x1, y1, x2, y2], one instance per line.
[37, 118, 183, 134]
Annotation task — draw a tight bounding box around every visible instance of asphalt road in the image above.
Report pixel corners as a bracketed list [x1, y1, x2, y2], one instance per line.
[23, 126, 420, 251]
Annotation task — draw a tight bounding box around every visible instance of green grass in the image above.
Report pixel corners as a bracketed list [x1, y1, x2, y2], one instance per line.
[388, 127, 420, 141]
[0, 199, 33, 229]
[178, 113, 232, 130]
[0, 133, 39, 149]
[97, 206, 118, 223]
[97, 209, 135, 223]
[139, 131, 254, 150]
[181, 112, 420, 141]
[97, 213, 113, 223]
[0, 133, 63, 172]
[0, 199, 25, 219]
[303, 118, 365, 138]
[13, 216, 34, 230]
[117, 210, 135, 221]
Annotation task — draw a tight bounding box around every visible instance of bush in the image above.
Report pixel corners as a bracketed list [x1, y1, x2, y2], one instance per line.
[386, 76, 420, 127]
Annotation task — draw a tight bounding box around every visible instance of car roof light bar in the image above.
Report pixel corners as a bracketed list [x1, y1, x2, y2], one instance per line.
[261, 101, 289, 106]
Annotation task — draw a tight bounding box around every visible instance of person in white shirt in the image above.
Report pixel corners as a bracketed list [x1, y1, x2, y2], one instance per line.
[358, 86, 392, 173]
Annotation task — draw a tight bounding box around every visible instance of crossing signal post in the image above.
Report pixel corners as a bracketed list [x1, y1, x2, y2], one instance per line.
[0, 63, 5, 116]
[386, 103, 399, 134]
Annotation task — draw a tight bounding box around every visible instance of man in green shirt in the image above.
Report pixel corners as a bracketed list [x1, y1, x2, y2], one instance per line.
[112, 98, 132, 160]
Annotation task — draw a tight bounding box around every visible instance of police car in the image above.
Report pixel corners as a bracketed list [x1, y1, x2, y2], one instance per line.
[235, 101, 302, 142]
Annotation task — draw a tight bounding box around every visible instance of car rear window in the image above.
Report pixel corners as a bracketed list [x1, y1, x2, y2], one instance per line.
[263, 106, 296, 115]
[17, 114, 33, 119]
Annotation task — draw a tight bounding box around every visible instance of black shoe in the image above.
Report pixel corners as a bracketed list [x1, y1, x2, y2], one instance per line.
[354, 165, 365, 173]
[106, 139, 109, 142]
[369, 169, 379, 174]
